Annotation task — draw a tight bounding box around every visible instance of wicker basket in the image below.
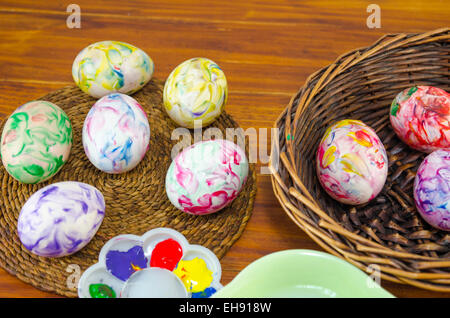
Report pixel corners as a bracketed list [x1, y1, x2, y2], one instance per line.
[270, 28, 450, 292]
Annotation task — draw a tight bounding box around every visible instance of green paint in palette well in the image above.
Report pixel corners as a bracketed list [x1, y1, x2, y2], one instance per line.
[0, 101, 73, 184]
[89, 284, 116, 298]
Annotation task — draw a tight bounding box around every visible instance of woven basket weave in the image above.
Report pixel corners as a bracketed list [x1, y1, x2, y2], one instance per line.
[270, 28, 450, 292]
[0, 79, 257, 297]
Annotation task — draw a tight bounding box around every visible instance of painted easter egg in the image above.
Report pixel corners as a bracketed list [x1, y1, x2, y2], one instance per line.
[413, 150, 450, 231]
[72, 40, 154, 98]
[316, 119, 388, 205]
[17, 181, 105, 257]
[163, 57, 227, 128]
[82, 93, 150, 173]
[390, 86, 450, 153]
[1, 101, 73, 184]
[165, 139, 248, 215]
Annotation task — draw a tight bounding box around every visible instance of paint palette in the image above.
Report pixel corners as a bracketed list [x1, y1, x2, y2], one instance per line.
[78, 228, 222, 298]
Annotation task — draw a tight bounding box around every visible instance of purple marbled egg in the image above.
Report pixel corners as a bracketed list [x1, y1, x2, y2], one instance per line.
[413, 150, 450, 231]
[18, 181, 105, 257]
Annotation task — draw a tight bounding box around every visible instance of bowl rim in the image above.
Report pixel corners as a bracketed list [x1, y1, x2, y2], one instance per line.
[213, 249, 395, 298]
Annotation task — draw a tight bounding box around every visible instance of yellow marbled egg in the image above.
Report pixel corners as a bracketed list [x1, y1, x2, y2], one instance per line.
[163, 57, 227, 128]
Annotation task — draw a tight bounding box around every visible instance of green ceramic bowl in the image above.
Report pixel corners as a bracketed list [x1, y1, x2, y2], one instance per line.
[213, 249, 394, 298]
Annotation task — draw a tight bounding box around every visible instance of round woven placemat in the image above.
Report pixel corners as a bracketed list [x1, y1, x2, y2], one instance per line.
[0, 79, 257, 297]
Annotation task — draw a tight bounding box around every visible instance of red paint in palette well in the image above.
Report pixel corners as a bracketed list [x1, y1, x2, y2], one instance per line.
[150, 238, 183, 271]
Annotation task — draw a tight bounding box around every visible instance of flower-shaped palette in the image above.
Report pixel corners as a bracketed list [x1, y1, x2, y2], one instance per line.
[78, 228, 222, 298]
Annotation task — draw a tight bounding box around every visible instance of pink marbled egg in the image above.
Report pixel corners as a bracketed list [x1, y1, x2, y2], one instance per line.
[316, 119, 388, 205]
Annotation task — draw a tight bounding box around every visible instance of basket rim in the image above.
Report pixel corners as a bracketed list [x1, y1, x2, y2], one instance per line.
[269, 28, 450, 292]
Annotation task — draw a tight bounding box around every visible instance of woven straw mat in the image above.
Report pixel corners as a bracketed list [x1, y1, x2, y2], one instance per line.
[0, 79, 257, 297]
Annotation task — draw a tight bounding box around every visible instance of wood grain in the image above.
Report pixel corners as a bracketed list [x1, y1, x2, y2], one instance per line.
[0, 0, 448, 298]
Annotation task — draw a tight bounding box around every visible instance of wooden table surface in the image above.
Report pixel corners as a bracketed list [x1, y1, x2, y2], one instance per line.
[0, 0, 448, 298]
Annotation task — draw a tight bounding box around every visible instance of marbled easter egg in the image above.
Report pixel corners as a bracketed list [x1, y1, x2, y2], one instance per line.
[17, 181, 105, 257]
[163, 58, 227, 128]
[390, 86, 450, 153]
[316, 119, 388, 205]
[72, 40, 154, 98]
[82, 93, 150, 173]
[165, 139, 248, 215]
[0, 101, 73, 184]
[413, 150, 450, 231]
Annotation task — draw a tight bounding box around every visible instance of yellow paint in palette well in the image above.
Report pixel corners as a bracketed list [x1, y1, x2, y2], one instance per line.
[173, 257, 213, 293]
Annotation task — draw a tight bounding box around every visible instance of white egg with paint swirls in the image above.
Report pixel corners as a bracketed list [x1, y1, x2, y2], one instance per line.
[17, 181, 105, 257]
[82, 93, 150, 174]
[165, 139, 249, 215]
[72, 40, 154, 98]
